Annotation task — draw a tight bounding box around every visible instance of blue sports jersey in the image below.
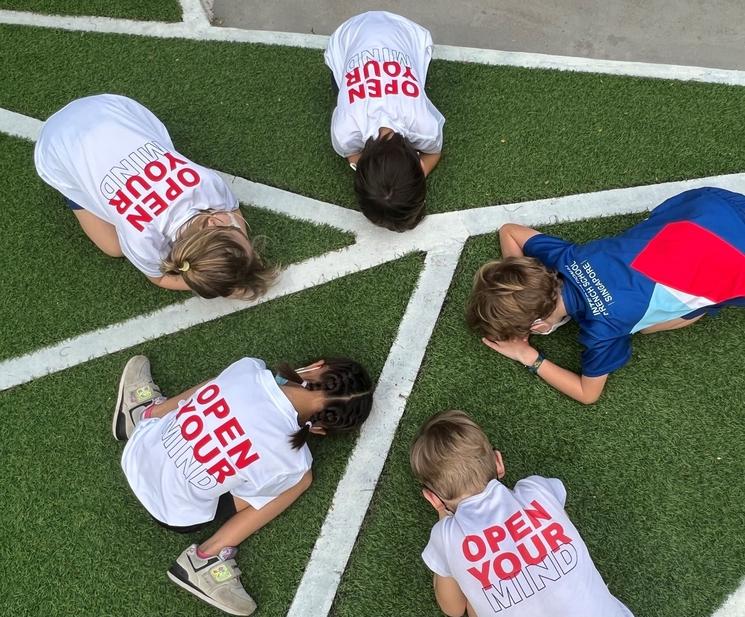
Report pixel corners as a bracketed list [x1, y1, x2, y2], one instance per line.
[524, 187, 745, 377]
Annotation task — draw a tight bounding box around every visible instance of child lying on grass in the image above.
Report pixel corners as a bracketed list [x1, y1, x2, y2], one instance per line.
[411, 410, 633, 617]
[467, 187, 745, 403]
[113, 354, 373, 615]
[325, 11, 445, 231]
[35, 94, 275, 298]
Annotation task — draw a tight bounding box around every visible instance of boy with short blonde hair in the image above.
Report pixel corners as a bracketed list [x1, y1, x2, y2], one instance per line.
[467, 187, 745, 404]
[411, 410, 633, 617]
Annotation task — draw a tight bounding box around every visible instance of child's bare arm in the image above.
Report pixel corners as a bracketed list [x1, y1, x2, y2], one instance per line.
[481, 338, 608, 404]
[433, 575, 468, 617]
[498, 223, 542, 258]
[147, 274, 191, 291]
[198, 471, 313, 555]
[533, 360, 608, 405]
[420, 152, 441, 177]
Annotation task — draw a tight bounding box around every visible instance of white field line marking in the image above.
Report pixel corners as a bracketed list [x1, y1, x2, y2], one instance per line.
[178, 0, 211, 29]
[5, 154, 745, 391]
[4, 9, 745, 85]
[0, 107, 41, 141]
[0, 107, 367, 236]
[712, 579, 745, 617]
[0, 238, 419, 391]
[287, 244, 464, 617]
[222, 173, 368, 235]
[0, 5, 743, 604]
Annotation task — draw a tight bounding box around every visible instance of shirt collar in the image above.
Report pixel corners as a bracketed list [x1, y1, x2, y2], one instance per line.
[259, 369, 301, 427]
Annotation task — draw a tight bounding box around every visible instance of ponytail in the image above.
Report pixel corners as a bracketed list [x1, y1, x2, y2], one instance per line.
[162, 212, 278, 299]
[290, 418, 317, 450]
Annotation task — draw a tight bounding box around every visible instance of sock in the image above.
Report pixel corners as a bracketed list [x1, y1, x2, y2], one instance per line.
[142, 396, 166, 420]
[196, 546, 238, 560]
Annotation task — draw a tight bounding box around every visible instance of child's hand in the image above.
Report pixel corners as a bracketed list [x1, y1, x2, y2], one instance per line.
[481, 337, 538, 366]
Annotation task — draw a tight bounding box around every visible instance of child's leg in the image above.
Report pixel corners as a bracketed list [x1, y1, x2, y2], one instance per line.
[198, 471, 313, 556]
[73, 209, 123, 257]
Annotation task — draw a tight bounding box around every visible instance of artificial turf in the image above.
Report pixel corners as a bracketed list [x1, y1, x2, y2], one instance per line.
[0, 133, 353, 361]
[334, 216, 745, 617]
[2, 25, 745, 216]
[0, 0, 182, 21]
[2, 17, 745, 617]
[0, 253, 423, 617]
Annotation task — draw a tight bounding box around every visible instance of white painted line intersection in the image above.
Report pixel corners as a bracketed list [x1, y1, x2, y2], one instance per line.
[2, 2, 744, 613]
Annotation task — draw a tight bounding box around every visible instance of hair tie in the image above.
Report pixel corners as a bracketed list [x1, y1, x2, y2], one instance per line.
[304, 421, 313, 430]
[178, 261, 190, 273]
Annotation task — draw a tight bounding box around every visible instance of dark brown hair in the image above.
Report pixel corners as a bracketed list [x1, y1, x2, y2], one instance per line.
[466, 257, 561, 341]
[354, 132, 426, 232]
[276, 358, 374, 449]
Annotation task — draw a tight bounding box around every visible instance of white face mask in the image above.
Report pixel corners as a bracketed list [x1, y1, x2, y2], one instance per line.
[206, 210, 246, 231]
[531, 314, 572, 335]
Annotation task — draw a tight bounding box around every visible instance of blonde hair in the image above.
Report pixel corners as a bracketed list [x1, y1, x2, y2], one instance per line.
[410, 410, 497, 502]
[466, 257, 561, 341]
[162, 212, 278, 299]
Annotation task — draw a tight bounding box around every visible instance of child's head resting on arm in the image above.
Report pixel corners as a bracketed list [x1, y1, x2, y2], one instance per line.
[276, 358, 374, 450]
[354, 132, 426, 232]
[466, 257, 561, 342]
[410, 410, 504, 511]
[161, 210, 277, 299]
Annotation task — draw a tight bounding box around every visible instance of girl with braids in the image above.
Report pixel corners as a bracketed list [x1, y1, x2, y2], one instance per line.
[35, 94, 276, 298]
[113, 354, 373, 615]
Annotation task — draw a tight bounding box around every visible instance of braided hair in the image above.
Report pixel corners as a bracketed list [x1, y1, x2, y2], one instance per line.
[277, 358, 373, 450]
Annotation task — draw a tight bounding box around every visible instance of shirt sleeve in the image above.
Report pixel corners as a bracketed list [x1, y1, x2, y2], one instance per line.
[408, 101, 445, 154]
[231, 468, 307, 510]
[579, 332, 632, 377]
[120, 242, 164, 278]
[516, 476, 567, 508]
[421, 522, 452, 577]
[523, 233, 574, 270]
[330, 109, 365, 157]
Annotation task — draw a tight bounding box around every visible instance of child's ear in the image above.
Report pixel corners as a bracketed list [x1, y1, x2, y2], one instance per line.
[494, 450, 506, 479]
[422, 488, 446, 513]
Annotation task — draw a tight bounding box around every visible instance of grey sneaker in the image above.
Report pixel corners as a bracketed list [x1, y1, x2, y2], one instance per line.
[112, 355, 163, 441]
[167, 544, 257, 616]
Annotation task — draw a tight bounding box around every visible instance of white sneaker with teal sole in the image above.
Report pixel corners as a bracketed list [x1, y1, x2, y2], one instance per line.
[167, 544, 257, 616]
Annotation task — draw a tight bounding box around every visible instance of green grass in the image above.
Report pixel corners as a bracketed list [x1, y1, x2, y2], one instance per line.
[0, 0, 182, 21]
[2, 25, 745, 215]
[0, 133, 352, 361]
[335, 216, 745, 617]
[0, 254, 423, 617]
[2, 20, 745, 617]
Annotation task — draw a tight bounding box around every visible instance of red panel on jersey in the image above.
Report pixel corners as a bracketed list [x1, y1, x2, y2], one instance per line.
[631, 221, 745, 303]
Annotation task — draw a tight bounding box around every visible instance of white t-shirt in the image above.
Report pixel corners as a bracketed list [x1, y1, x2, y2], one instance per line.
[422, 478, 634, 617]
[121, 358, 312, 526]
[324, 11, 445, 157]
[34, 94, 238, 277]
